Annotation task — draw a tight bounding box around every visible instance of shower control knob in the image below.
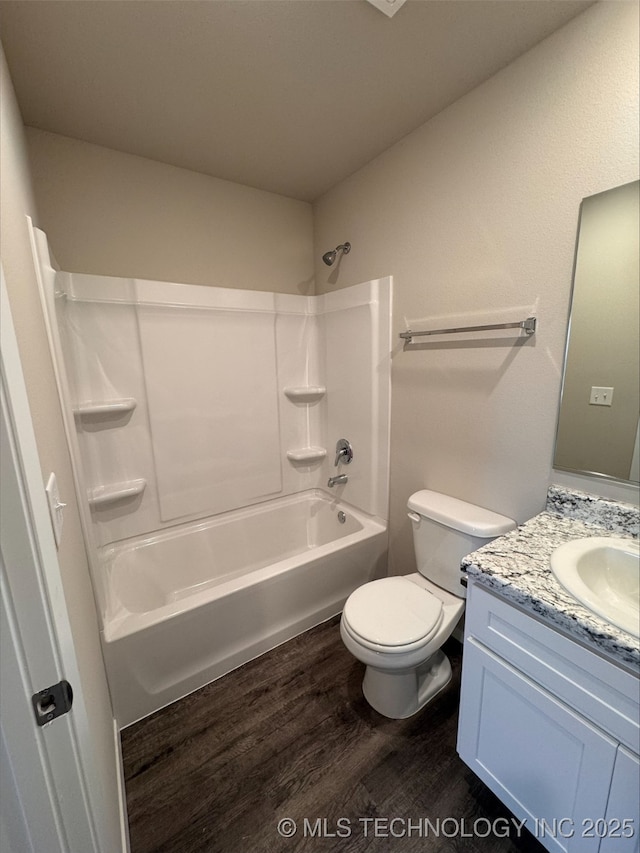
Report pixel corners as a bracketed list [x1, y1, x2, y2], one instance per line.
[334, 438, 353, 466]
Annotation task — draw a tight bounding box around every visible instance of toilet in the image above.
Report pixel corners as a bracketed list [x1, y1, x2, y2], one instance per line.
[340, 490, 516, 719]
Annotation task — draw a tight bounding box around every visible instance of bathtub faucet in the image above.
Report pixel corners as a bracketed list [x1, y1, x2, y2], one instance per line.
[327, 474, 348, 488]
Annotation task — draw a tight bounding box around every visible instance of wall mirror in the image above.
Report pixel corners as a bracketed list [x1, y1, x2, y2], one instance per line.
[554, 180, 639, 484]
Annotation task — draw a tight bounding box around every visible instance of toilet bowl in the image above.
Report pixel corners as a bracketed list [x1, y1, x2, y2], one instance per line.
[341, 573, 465, 718]
[340, 490, 515, 718]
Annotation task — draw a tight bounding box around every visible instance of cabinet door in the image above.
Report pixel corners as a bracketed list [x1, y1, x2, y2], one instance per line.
[458, 638, 617, 853]
[600, 747, 640, 853]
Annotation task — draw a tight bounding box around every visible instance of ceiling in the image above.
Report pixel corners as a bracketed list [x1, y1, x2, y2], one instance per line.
[0, 0, 594, 202]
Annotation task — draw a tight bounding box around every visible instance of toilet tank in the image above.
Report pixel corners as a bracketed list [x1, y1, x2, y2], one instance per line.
[407, 490, 516, 598]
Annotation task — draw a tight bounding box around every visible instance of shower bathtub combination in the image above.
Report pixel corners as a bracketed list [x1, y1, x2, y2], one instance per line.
[32, 225, 392, 727]
[102, 491, 386, 725]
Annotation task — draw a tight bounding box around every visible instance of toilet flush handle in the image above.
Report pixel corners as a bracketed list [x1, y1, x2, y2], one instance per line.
[407, 511, 421, 524]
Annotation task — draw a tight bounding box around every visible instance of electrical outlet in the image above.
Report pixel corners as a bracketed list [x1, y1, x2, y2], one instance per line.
[45, 473, 66, 548]
[589, 386, 614, 407]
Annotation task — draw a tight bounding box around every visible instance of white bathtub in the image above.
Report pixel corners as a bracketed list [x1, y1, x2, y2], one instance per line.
[100, 490, 387, 727]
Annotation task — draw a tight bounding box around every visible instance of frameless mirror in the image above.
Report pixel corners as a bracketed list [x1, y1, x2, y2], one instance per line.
[554, 180, 639, 484]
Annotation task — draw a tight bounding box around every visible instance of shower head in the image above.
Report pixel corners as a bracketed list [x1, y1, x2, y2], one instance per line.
[322, 242, 351, 266]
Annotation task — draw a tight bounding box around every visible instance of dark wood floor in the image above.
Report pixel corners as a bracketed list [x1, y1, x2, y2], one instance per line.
[121, 617, 546, 853]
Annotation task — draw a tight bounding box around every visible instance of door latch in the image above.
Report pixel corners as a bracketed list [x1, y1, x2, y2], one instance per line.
[32, 680, 73, 727]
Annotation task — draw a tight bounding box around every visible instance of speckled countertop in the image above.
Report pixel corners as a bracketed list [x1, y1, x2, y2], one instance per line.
[461, 485, 640, 671]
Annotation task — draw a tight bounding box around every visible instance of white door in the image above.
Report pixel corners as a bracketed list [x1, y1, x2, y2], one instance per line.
[1, 269, 127, 852]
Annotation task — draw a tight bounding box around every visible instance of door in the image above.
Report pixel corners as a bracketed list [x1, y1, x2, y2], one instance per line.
[1, 269, 126, 852]
[601, 747, 640, 853]
[458, 637, 617, 853]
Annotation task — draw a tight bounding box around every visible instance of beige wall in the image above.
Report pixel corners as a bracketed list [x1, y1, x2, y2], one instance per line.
[26, 128, 315, 294]
[313, 2, 639, 575]
[0, 47, 122, 845]
[8, 3, 639, 598]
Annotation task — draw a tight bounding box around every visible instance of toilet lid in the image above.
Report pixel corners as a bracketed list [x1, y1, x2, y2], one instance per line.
[343, 577, 443, 648]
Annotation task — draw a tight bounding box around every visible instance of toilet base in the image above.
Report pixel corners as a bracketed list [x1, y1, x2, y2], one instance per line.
[362, 649, 452, 719]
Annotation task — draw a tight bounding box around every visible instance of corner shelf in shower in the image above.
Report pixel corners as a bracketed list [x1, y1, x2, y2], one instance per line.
[283, 386, 326, 403]
[73, 398, 137, 419]
[286, 447, 327, 463]
[88, 478, 147, 508]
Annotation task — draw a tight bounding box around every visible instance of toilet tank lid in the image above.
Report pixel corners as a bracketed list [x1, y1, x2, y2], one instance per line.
[407, 490, 516, 537]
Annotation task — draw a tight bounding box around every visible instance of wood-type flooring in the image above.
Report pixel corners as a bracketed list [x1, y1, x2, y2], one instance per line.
[122, 616, 546, 853]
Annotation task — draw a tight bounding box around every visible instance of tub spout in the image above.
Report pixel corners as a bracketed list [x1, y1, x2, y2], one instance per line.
[327, 474, 348, 488]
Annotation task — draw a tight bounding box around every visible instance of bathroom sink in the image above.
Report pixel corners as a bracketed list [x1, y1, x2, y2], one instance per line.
[550, 537, 639, 637]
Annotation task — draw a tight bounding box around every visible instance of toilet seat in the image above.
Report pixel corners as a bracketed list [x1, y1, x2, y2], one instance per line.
[342, 577, 443, 653]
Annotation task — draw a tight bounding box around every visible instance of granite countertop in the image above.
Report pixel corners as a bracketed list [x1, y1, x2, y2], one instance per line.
[461, 485, 640, 671]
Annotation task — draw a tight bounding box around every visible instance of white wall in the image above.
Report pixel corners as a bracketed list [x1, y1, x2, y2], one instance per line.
[26, 127, 314, 294]
[313, 1, 639, 576]
[42, 269, 391, 554]
[0, 45, 123, 844]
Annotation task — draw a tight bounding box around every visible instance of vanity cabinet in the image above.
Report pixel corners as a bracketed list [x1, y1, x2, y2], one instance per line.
[602, 748, 640, 853]
[458, 581, 640, 853]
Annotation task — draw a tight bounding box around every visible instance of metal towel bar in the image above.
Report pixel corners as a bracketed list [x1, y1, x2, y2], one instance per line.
[399, 316, 536, 348]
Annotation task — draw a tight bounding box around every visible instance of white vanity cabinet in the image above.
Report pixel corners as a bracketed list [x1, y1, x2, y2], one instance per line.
[602, 748, 640, 853]
[457, 581, 640, 853]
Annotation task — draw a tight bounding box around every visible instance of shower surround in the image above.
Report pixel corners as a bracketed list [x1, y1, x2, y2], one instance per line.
[31, 227, 392, 726]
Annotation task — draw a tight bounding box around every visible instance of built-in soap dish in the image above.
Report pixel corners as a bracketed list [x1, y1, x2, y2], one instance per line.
[88, 478, 146, 508]
[74, 398, 137, 419]
[283, 386, 326, 403]
[286, 447, 327, 464]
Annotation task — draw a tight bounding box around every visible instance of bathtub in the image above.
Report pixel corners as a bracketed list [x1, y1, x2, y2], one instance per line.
[100, 490, 387, 727]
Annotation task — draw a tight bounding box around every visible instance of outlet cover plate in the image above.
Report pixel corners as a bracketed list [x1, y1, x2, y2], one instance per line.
[589, 386, 614, 407]
[365, 0, 408, 18]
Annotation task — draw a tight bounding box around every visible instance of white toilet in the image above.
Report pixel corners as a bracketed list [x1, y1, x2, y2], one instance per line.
[340, 490, 516, 719]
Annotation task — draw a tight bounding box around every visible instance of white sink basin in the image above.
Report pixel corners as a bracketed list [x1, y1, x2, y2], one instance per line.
[550, 537, 639, 637]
